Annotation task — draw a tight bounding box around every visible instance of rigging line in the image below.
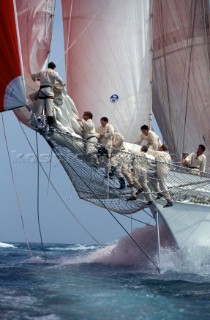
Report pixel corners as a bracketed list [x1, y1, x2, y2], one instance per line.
[174, 0, 188, 56]
[48, 0, 57, 62]
[65, 0, 74, 76]
[1, 114, 33, 257]
[121, 214, 155, 228]
[35, 132, 47, 262]
[51, 142, 160, 272]
[18, 122, 103, 247]
[57, 0, 107, 62]
[152, 8, 173, 149]
[173, 0, 191, 149]
[182, 0, 197, 153]
[47, 149, 53, 194]
[158, 0, 176, 155]
[202, 0, 210, 82]
[130, 214, 132, 233]
[142, 208, 154, 219]
[168, 177, 210, 190]
[68, 182, 73, 200]
[149, 0, 154, 128]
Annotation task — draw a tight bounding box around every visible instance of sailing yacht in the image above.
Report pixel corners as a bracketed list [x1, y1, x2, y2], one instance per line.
[1, 0, 210, 266]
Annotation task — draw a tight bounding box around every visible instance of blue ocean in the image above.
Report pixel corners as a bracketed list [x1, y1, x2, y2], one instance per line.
[1, 237, 210, 320]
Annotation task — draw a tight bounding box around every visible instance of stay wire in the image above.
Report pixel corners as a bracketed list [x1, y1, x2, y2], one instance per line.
[1, 114, 33, 257]
[181, 0, 197, 152]
[47, 149, 53, 194]
[18, 122, 103, 248]
[35, 132, 47, 262]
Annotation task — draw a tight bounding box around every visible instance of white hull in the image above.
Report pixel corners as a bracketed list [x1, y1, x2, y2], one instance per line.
[154, 201, 210, 250]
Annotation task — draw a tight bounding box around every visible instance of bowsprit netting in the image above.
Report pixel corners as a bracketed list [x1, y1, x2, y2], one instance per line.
[44, 131, 210, 214]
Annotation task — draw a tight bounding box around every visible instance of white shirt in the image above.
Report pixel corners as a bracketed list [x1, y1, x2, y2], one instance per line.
[133, 152, 148, 173]
[32, 68, 64, 87]
[79, 118, 97, 139]
[185, 152, 206, 172]
[148, 149, 171, 175]
[112, 132, 125, 150]
[135, 130, 161, 150]
[96, 123, 114, 147]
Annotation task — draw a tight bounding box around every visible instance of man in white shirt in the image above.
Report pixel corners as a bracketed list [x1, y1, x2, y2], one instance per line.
[110, 131, 127, 188]
[96, 117, 114, 176]
[96, 117, 114, 148]
[135, 124, 162, 151]
[127, 145, 153, 205]
[32, 61, 65, 126]
[182, 144, 207, 172]
[77, 111, 98, 156]
[148, 144, 173, 208]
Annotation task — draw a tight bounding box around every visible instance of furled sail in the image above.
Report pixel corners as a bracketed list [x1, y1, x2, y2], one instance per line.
[0, 0, 26, 112]
[62, 0, 152, 142]
[152, 0, 210, 166]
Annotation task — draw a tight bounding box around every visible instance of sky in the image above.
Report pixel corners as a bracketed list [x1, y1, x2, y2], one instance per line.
[0, 0, 156, 246]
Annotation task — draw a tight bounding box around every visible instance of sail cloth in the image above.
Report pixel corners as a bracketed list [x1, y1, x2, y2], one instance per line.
[0, 0, 26, 112]
[152, 0, 210, 167]
[16, 0, 55, 78]
[62, 0, 152, 142]
[14, 0, 55, 126]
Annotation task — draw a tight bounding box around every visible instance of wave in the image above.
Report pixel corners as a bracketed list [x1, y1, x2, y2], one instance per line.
[0, 242, 16, 248]
[61, 226, 168, 269]
[60, 226, 210, 275]
[47, 244, 98, 251]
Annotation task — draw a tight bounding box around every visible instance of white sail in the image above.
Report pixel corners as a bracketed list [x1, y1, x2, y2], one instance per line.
[62, 0, 152, 141]
[2, 0, 210, 260]
[14, 0, 55, 126]
[152, 0, 210, 167]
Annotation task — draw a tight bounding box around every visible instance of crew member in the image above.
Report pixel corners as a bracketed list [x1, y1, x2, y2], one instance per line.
[32, 61, 65, 126]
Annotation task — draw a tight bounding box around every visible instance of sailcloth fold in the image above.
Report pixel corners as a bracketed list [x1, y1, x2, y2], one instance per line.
[0, 0, 26, 112]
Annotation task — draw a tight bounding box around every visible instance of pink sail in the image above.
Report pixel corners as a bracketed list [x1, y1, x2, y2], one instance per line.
[0, 0, 26, 112]
[62, 0, 152, 142]
[14, 0, 55, 125]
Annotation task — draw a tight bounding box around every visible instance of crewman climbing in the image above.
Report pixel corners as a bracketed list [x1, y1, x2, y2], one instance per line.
[32, 61, 65, 128]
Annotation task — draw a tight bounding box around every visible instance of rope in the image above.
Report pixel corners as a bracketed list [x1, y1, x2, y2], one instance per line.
[181, 0, 197, 153]
[47, 149, 53, 194]
[158, 0, 176, 154]
[120, 212, 155, 227]
[35, 132, 47, 262]
[18, 122, 104, 247]
[62, 1, 107, 59]
[1, 114, 33, 257]
[202, 0, 210, 83]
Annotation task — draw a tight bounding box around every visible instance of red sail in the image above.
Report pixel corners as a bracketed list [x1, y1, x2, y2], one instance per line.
[0, 0, 26, 112]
